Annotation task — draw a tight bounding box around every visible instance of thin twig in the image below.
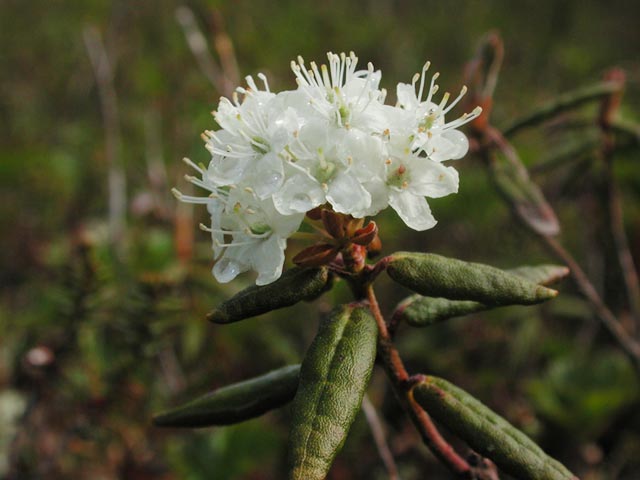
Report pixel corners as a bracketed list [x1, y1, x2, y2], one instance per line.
[209, 9, 240, 88]
[604, 166, 640, 327]
[158, 345, 187, 394]
[542, 235, 640, 373]
[175, 5, 234, 98]
[83, 25, 126, 255]
[476, 120, 640, 374]
[597, 70, 640, 330]
[503, 81, 624, 137]
[143, 109, 172, 220]
[365, 285, 474, 478]
[362, 394, 400, 480]
[529, 134, 600, 174]
[612, 118, 640, 146]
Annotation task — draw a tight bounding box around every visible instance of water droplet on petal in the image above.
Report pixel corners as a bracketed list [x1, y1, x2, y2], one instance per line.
[443, 130, 469, 159]
[291, 192, 313, 211]
[268, 171, 283, 186]
[254, 171, 284, 199]
[213, 258, 241, 283]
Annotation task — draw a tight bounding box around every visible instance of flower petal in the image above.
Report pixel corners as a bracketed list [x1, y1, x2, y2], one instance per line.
[252, 236, 286, 285]
[213, 246, 251, 283]
[409, 161, 459, 199]
[389, 190, 437, 231]
[326, 172, 371, 215]
[252, 152, 285, 199]
[272, 174, 325, 215]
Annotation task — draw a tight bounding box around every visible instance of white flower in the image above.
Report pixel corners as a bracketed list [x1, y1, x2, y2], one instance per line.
[291, 52, 387, 132]
[380, 135, 459, 230]
[173, 159, 303, 285]
[394, 62, 482, 162]
[204, 75, 302, 199]
[176, 52, 481, 285]
[273, 123, 383, 216]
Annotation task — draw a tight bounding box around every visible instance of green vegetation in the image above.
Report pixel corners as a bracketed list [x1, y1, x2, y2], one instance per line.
[1, 1, 639, 478]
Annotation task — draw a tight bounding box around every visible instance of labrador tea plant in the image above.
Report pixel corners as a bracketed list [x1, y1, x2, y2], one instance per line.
[157, 51, 579, 479]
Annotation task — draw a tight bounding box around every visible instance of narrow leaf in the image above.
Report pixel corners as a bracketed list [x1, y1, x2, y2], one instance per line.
[153, 364, 300, 428]
[507, 265, 569, 286]
[208, 267, 331, 323]
[387, 253, 558, 306]
[399, 295, 486, 327]
[288, 305, 378, 480]
[490, 145, 560, 236]
[503, 81, 623, 137]
[412, 376, 577, 480]
[397, 264, 568, 327]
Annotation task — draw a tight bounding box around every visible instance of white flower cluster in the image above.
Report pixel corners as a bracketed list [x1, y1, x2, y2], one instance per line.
[175, 52, 481, 285]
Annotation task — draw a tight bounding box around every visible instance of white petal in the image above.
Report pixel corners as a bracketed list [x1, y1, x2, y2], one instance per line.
[388, 190, 437, 231]
[252, 152, 285, 199]
[213, 248, 250, 283]
[355, 178, 389, 217]
[442, 130, 469, 160]
[207, 155, 250, 186]
[409, 161, 459, 198]
[326, 172, 371, 215]
[426, 129, 469, 162]
[252, 236, 286, 285]
[272, 174, 325, 215]
[396, 83, 419, 110]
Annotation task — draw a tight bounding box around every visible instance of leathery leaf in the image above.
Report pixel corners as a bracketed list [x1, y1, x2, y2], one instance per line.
[153, 365, 300, 428]
[399, 264, 568, 327]
[287, 304, 378, 480]
[490, 147, 560, 236]
[387, 253, 558, 306]
[412, 376, 577, 480]
[208, 267, 331, 323]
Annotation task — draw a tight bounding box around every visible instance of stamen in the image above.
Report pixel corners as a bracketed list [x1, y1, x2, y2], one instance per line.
[257, 72, 270, 92]
[411, 73, 420, 89]
[441, 106, 483, 131]
[182, 157, 203, 174]
[425, 72, 440, 104]
[321, 64, 331, 89]
[417, 61, 430, 102]
[172, 188, 213, 204]
[442, 86, 468, 115]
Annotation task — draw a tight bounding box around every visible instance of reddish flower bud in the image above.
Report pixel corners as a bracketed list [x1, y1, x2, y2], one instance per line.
[352, 221, 378, 246]
[321, 209, 347, 239]
[293, 243, 339, 268]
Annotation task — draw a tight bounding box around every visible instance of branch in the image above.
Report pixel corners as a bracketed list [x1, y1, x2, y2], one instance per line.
[474, 117, 640, 374]
[209, 9, 240, 89]
[175, 6, 235, 98]
[503, 81, 624, 137]
[143, 109, 172, 220]
[597, 69, 640, 330]
[365, 285, 475, 478]
[362, 394, 400, 480]
[83, 25, 126, 256]
[541, 235, 640, 373]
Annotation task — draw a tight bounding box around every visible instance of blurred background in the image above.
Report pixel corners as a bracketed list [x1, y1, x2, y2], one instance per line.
[1, 0, 640, 478]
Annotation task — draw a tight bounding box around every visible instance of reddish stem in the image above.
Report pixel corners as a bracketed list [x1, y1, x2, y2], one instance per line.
[365, 285, 473, 478]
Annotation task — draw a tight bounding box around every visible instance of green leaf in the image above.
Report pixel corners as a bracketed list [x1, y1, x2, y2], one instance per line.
[399, 295, 486, 327]
[287, 304, 378, 480]
[489, 146, 560, 236]
[387, 253, 558, 306]
[506, 265, 569, 286]
[398, 264, 568, 327]
[208, 267, 332, 324]
[153, 365, 300, 428]
[412, 376, 577, 480]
